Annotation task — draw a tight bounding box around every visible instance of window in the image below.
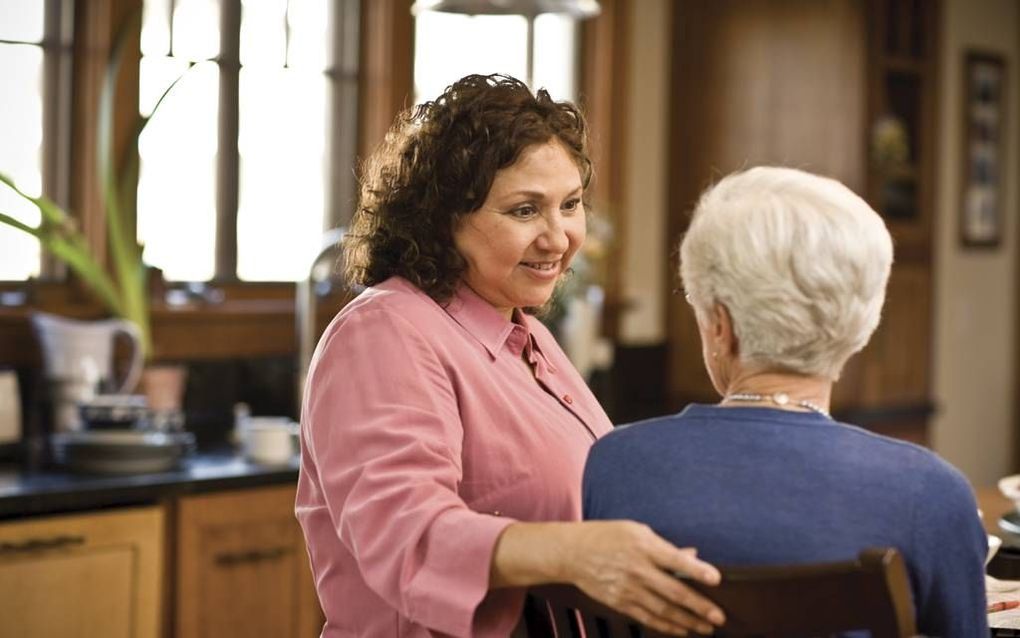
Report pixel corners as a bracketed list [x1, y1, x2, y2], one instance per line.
[413, 11, 579, 104]
[137, 0, 359, 283]
[0, 0, 72, 281]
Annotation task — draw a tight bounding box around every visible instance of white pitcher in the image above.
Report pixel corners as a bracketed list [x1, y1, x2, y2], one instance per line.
[31, 312, 143, 431]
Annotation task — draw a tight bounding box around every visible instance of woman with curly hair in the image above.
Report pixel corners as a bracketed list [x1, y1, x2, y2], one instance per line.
[295, 74, 725, 637]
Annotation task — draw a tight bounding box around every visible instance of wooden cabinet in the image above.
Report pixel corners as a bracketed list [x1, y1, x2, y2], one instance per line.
[666, 0, 939, 444]
[667, 0, 868, 405]
[175, 485, 323, 638]
[823, 0, 939, 443]
[863, 0, 938, 260]
[0, 506, 164, 638]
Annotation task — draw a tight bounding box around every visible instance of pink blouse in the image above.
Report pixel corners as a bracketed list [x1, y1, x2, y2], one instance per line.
[296, 276, 613, 637]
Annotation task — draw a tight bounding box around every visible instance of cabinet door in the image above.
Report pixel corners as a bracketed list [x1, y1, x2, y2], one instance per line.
[176, 485, 322, 638]
[0, 506, 164, 638]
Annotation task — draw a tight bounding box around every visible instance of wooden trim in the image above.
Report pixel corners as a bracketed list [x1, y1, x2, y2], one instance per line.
[328, 0, 362, 228]
[0, 302, 294, 365]
[69, 0, 142, 276]
[579, 0, 630, 340]
[215, 0, 241, 280]
[0, 281, 353, 364]
[358, 0, 414, 161]
[1011, 2, 1020, 473]
[42, 0, 74, 214]
[70, 0, 111, 270]
[36, 0, 75, 279]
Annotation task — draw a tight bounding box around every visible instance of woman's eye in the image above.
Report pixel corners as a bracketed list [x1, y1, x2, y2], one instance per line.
[509, 205, 538, 219]
[562, 198, 582, 213]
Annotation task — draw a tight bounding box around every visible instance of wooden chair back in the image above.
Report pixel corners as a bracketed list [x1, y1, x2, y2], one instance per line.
[526, 547, 917, 638]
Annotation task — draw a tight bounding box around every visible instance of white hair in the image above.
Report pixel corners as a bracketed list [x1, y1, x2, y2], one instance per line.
[679, 166, 893, 380]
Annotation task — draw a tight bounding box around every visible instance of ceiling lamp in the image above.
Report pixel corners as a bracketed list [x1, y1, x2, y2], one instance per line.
[411, 0, 601, 18]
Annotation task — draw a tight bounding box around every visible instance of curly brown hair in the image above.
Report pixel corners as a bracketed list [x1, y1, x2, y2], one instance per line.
[343, 73, 592, 303]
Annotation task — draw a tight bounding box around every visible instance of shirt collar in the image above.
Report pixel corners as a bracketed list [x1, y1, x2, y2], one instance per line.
[525, 331, 557, 373]
[445, 284, 526, 359]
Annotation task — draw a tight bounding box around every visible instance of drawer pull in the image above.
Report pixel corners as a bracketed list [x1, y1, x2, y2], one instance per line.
[0, 534, 86, 555]
[214, 546, 291, 566]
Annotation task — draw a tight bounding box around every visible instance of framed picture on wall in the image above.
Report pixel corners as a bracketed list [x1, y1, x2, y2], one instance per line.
[960, 51, 1007, 248]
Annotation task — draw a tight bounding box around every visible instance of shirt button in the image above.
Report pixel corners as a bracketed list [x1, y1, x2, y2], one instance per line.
[492, 511, 501, 517]
[563, 394, 573, 404]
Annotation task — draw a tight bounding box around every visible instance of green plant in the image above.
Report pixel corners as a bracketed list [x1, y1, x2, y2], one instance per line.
[0, 12, 188, 358]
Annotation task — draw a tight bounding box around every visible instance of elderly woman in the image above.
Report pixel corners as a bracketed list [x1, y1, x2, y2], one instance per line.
[582, 166, 988, 635]
[295, 74, 725, 638]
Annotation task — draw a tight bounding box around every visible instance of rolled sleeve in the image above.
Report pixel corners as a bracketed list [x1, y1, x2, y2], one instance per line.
[306, 308, 516, 636]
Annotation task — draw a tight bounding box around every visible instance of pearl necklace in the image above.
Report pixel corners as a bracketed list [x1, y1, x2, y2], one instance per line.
[724, 392, 831, 418]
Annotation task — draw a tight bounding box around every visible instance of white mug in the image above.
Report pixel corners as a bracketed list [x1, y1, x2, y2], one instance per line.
[243, 418, 295, 465]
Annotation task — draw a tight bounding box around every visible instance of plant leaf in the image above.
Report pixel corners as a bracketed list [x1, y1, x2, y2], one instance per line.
[0, 177, 123, 313]
[97, 7, 154, 356]
[0, 173, 69, 227]
[42, 234, 125, 316]
[0, 210, 42, 238]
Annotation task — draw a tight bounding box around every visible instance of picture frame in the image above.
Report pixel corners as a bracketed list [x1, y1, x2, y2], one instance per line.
[960, 51, 1007, 248]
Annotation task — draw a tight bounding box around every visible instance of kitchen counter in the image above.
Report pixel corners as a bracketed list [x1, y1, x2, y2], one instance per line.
[0, 449, 299, 519]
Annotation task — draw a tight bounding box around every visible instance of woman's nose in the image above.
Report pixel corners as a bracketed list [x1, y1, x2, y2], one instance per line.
[537, 213, 570, 253]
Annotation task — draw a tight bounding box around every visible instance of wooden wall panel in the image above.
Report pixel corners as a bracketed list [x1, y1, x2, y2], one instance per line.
[580, 0, 630, 339]
[666, 0, 936, 445]
[358, 0, 413, 160]
[70, 0, 142, 269]
[667, 0, 868, 408]
[832, 262, 931, 409]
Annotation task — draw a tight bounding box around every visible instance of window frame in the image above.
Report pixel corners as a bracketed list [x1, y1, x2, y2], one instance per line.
[1, 0, 627, 363]
[0, 0, 408, 363]
[139, 0, 362, 283]
[0, 0, 75, 282]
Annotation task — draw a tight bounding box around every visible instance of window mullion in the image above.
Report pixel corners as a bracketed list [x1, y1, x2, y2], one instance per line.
[41, 0, 75, 279]
[327, 0, 360, 230]
[215, 0, 241, 281]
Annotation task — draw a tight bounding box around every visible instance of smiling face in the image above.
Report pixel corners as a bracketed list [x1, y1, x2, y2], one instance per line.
[453, 140, 586, 318]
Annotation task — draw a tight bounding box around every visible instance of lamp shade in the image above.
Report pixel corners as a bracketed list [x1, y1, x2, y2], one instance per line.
[411, 0, 601, 18]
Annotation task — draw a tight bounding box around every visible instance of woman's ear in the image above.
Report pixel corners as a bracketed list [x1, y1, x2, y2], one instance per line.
[712, 302, 739, 357]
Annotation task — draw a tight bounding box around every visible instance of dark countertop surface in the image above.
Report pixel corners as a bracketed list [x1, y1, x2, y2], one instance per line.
[0, 449, 299, 520]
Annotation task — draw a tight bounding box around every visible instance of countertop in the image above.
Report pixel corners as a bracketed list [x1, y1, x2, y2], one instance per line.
[0, 449, 299, 520]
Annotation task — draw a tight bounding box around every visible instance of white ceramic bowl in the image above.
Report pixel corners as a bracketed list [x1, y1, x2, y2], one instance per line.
[988, 534, 1004, 566]
[999, 474, 1020, 507]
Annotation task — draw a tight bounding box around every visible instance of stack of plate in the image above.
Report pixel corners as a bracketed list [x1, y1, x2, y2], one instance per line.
[51, 430, 195, 474]
[79, 394, 151, 430]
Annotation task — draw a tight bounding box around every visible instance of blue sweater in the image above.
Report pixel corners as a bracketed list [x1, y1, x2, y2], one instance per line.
[582, 404, 988, 637]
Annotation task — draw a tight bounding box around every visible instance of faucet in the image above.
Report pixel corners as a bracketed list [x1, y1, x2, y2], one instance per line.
[295, 227, 350, 412]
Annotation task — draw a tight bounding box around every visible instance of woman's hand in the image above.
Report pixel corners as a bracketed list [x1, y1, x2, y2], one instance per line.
[561, 520, 724, 636]
[491, 521, 725, 636]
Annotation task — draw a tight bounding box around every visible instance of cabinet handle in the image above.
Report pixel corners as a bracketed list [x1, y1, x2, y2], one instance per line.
[214, 545, 292, 566]
[0, 534, 86, 555]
